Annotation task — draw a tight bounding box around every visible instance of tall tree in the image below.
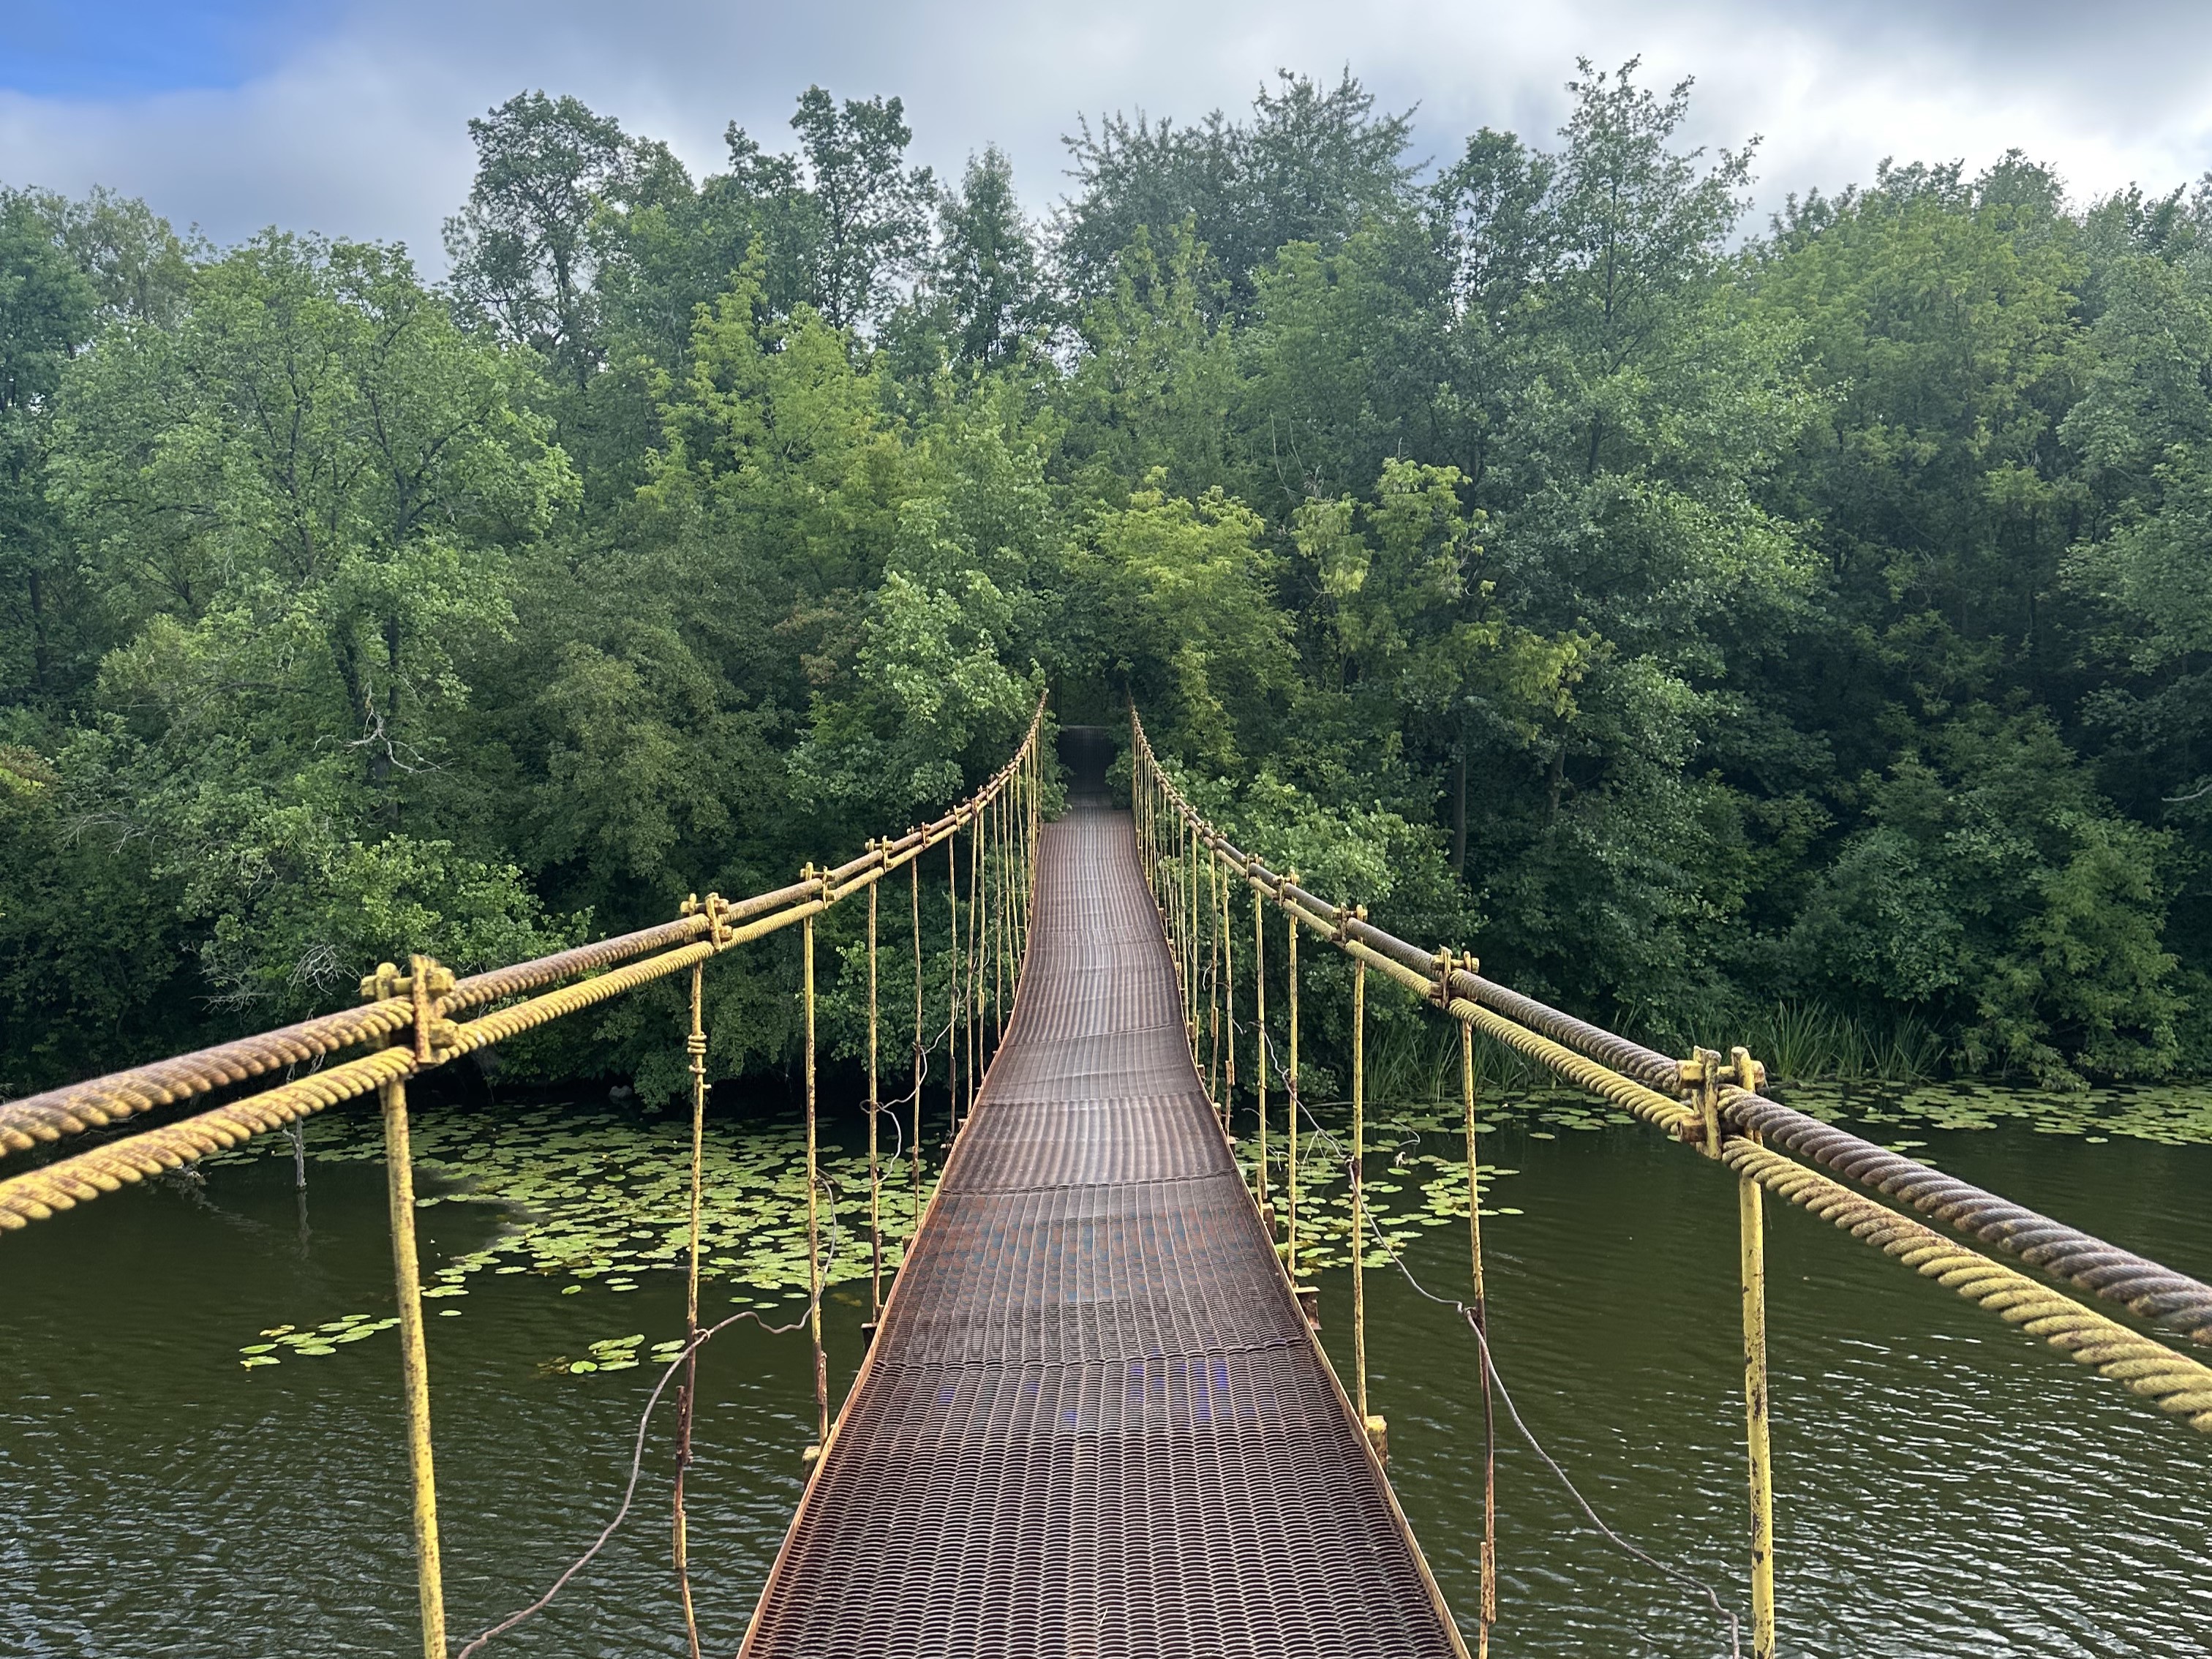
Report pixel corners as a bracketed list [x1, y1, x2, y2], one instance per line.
[0, 190, 97, 712]
[1058, 69, 1415, 315]
[787, 87, 936, 332]
[936, 147, 1049, 368]
[48, 233, 575, 1013]
[445, 91, 631, 388]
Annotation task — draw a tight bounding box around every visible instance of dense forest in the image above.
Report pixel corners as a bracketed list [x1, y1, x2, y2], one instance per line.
[6, 60, 2212, 1098]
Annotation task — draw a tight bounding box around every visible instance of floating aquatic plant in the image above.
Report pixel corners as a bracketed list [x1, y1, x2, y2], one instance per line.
[225, 1102, 935, 1369]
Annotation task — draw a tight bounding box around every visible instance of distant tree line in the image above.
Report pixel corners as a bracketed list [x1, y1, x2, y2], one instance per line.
[6, 61, 2211, 1095]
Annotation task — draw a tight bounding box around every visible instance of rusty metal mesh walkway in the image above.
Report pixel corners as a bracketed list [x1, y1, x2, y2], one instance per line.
[739, 732, 1464, 1658]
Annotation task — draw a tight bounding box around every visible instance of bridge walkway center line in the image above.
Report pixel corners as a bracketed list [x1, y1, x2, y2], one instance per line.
[737, 728, 1467, 1658]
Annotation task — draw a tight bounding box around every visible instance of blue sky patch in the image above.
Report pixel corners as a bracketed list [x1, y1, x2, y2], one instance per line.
[1, 1, 326, 98]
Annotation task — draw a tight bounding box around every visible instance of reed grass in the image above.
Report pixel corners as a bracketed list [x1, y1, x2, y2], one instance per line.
[1736, 1001, 1946, 1085]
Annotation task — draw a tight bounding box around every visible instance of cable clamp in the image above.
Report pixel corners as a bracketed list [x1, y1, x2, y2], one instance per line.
[358, 955, 459, 1064]
[1676, 1046, 1766, 1154]
[681, 890, 733, 948]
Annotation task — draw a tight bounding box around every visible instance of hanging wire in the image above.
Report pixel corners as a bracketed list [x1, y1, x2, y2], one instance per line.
[455, 1199, 848, 1658]
[802, 895, 828, 1450]
[911, 851, 925, 1236]
[867, 851, 883, 1320]
[1239, 1004, 1746, 1659]
[674, 954, 710, 1659]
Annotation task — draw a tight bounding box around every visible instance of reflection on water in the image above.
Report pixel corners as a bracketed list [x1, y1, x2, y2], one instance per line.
[5, 1100, 2210, 1655]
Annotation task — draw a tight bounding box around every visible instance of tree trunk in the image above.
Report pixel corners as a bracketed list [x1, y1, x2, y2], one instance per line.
[1451, 752, 1468, 877]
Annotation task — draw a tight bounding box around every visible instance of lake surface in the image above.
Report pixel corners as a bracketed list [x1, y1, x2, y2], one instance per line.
[6, 1085, 2211, 1656]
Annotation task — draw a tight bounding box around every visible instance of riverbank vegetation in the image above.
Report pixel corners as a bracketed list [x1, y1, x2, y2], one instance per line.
[7, 61, 2212, 1094]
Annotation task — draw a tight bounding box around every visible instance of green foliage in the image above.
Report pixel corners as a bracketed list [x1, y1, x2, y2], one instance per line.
[29, 231, 575, 1034]
[1058, 69, 1417, 315]
[0, 189, 99, 712]
[1060, 224, 1242, 501]
[1784, 710, 2179, 1084]
[1067, 481, 1292, 768]
[928, 147, 1052, 371]
[445, 90, 635, 389]
[11, 59, 2212, 1096]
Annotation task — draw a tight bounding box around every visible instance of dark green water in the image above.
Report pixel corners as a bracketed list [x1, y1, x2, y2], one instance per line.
[6, 1096, 2211, 1656]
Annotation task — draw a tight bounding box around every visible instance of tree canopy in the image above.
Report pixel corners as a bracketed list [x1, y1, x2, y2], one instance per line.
[5, 63, 2209, 1096]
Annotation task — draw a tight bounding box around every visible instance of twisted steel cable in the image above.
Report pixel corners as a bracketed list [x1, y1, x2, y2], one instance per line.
[1726, 1137, 2212, 1433]
[0, 696, 1047, 1232]
[0, 1046, 415, 1230]
[0, 1000, 413, 1156]
[1723, 1086, 2212, 1344]
[1132, 704, 2212, 1372]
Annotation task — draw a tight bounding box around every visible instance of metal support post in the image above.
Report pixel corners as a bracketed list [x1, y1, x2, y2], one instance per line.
[1252, 886, 1268, 1221]
[380, 1072, 446, 1659]
[1690, 1043, 1777, 1659]
[803, 890, 829, 1453]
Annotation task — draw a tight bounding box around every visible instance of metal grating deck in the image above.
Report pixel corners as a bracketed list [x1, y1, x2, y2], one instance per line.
[738, 731, 1465, 1658]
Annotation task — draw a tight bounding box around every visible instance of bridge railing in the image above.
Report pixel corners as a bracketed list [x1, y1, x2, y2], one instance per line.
[0, 692, 1050, 1659]
[1129, 704, 2212, 1659]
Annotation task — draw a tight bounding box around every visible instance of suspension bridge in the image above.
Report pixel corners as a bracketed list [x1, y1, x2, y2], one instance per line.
[4, 698, 2212, 1659]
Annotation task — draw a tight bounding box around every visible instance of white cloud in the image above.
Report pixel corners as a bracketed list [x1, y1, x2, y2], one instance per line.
[4, 0, 2212, 266]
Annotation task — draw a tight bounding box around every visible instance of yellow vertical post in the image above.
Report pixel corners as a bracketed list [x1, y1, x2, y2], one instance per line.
[1170, 813, 1183, 1023]
[1165, 781, 1175, 947]
[674, 949, 708, 1659]
[947, 832, 959, 1139]
[990, 787, 999, 1053]
[992, 789, 1005, 1044]
[1184, 816, 1198, 1056]
[1182, 817, 1193, 997]
[966, 805, 980, 1118]
[1463, 1007, 1496, 1657]
[1285, 881, 1300, 1283]
[1165, 800, 1178, 985]
[910, 854, 924, 1237]
[1207, 847, 1222, 1113]
[1737, 1045, 1777, 1659]
[998, 783, 1009, 1037]
[1742, 1168, 1776, 1657]
[1003, 784, 1014, 1020]
[380, 1072, 445, 1659]
[1220, 850, 1235, 1131]
[1351, 952, 1374, 1448]
[866, 851, 883, 1319]
[802, 892, 829, 1452]
[1140, 754, 1153, 905]
[1694, 1045, 1777, 1658]
[1252, 884, 1268, 1222]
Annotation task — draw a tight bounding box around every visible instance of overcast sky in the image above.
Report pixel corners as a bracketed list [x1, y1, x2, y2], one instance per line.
[6, 0, 2212, 265]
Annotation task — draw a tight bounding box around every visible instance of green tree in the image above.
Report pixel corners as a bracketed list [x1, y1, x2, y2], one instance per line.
[1059, 69, 1416, 315]
[1432, 62, 1815, 1026]
[1786, 710, 2178, 1083]
[935, 147, 1050, 369]
[1753, 157, 2085, 776]
[1066, 479, 1294, 769]
[445, 91, 633, 388]
[642, 261, 908, 595]
[0, 189, 98, 712]
[48, 233, 576, 1015]
[785, 87, 936, 334]
[1060, 224, 1242, 502]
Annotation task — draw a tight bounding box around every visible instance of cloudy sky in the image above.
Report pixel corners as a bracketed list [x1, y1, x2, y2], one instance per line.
[6, 0, 2212, 263]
